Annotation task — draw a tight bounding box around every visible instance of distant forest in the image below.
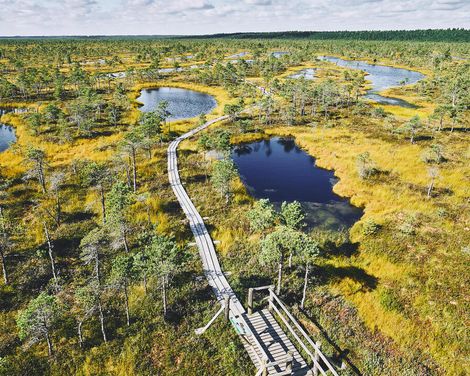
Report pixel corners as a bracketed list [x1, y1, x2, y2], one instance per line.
[1, 29, 469, 42]
[185, 29, 470, 42]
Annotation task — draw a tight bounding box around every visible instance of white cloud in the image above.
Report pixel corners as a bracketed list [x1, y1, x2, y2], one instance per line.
[244, 0, 272, 5]
[0, 0, 468, 36]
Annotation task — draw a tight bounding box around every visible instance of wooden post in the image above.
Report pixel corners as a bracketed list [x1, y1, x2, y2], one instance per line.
[248, 288, 254, 316]
[262, 358, 268, 376]
[313, 341, 321, 376]
[285, 350, 294, 372]
[224, 295, 230, 321]
[268, 287, 274, 313]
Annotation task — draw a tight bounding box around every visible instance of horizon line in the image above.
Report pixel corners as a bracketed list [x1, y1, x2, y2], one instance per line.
[1, 28, 469, 39]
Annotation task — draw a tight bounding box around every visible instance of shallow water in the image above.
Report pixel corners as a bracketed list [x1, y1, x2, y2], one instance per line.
[137, 87, 217, 120]
[104, 71, 126, 78]
[0, 124, 16, 152]
[231, 137, 363, 230]
[289, 68, 316, 80]
[0, 107, 24, 152]
[272, 51, 290, 58]
[0, 107, 27, 116]
[319, 56, 424, 107]
[228, 52, 248, 59]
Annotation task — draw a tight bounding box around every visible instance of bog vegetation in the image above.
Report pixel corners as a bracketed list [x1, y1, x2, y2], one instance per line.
[0, 34, 469, 375]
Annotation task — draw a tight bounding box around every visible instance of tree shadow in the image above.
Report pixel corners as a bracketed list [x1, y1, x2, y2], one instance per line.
[429, 187, 453, 197]
[161, 199, 184, 214]
[441, 127, 469, 133]
[414, 135, 433, 142]
[317, 265, 378, 293]
[234, 273, 274, 309]
[64, 211, 95, 224]
[184, 174, 207, 184]
[299, 308, 363, 375]
[325, 241, 360, 258]
[51, 236, 83, 258]
[178, 148, 199, 158]
[237, 273, 272, 289]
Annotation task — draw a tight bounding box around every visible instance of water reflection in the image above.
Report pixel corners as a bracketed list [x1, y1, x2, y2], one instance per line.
[289, 68, 316, 80]
[137, 87, 217, 120]
[319, 56, 424, 108]
[273, 51, 290, 58]
[232, 137, 363, 230]
[0, 124, 16, 152]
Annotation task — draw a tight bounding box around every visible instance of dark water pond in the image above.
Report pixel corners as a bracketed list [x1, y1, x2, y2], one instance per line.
[289, 68, 316, 80]
[0, 124, 16, 152]
[137, 87, 217, 120]
[231, 137, 363, 230]
[320, 56, 424, 108]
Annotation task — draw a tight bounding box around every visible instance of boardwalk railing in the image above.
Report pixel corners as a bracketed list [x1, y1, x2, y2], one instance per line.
[248, 286, 339, 376]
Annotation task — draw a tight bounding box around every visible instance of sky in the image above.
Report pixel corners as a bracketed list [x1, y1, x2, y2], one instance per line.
[0, 0, 469, 36]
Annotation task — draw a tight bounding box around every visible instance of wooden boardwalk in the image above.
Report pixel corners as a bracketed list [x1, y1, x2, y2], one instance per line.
[242, 309, 311, 375]
[167, 116, 336, 375]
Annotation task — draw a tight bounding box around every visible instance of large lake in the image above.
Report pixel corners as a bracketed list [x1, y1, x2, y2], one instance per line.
[231, 137, 363, 230]
[137, 87, 217, 120]
[320, 56, 424, 107]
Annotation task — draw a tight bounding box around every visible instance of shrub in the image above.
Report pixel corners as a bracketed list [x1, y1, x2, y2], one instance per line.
[397, 213, 419, 236]
[356, 152, 379, 180]
[362, 219, 381, 236]
[398, 221, 416, 236]
[379, 287, 403, 312]
[352, 101, 370, 116]
[372, 107, 387, 118]
[421, 144, 445, 164]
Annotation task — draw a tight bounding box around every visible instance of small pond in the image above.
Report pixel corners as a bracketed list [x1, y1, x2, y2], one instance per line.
[272, 51, 290, 58]
[289, 68, 316, 80]
[0, 124, 16, 152]
[0, 107, 23, 152]
[230, 59, 254, 64]
[0, 107, 27, 116]
[228, 52, 249, 59]
[320, 56, 424, 108]
[137, 87, 217, 120]
[231, 137, 363, 231]
[105, 72, 126, 78]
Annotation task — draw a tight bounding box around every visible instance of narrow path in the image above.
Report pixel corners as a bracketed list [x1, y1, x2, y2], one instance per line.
[167, 115, 245, 314]
[167, 116, 312, 375]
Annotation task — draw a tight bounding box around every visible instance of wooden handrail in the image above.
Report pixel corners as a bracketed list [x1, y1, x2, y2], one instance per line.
[248, 285, 275, 315]
[269, 290, 339, 376]
[233, 312, 270, 374]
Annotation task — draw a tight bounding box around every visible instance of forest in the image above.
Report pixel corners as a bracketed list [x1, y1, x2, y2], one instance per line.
[0, 33, 469, 376]
[186, 29, 470, 42]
